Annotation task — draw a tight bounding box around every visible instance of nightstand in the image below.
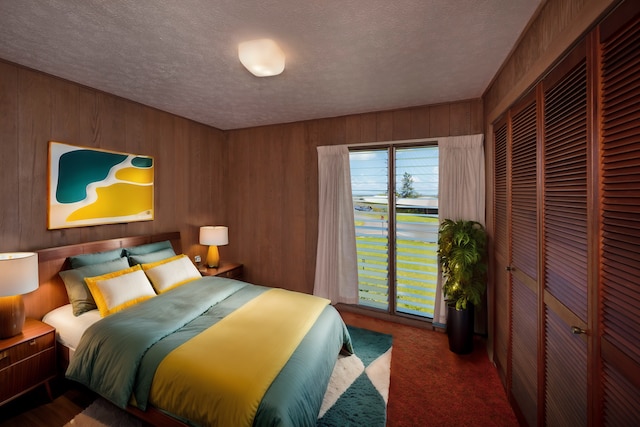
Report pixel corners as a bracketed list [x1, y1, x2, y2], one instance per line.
[200, 261, 243, 280]
[0, 318, 56, 406]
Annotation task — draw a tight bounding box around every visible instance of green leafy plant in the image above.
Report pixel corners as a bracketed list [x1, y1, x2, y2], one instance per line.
[437, 219, 488, 310]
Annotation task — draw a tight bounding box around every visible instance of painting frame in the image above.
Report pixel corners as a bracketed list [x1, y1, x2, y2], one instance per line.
[47, 141, 154, 230]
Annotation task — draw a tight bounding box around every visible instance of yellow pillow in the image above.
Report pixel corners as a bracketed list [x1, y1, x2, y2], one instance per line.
[142, 254, 202, 294]
[85, 265, 156, 317]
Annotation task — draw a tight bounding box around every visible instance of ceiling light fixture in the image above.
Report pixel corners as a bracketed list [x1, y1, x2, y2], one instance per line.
[238, 38, 285, 77]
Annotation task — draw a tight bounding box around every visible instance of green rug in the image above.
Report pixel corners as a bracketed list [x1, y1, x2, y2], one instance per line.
[318, 325, 393, 427]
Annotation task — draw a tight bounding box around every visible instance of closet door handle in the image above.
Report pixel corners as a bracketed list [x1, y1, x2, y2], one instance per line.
[505, 266, 513, 271]
[571, 326, 588, 335]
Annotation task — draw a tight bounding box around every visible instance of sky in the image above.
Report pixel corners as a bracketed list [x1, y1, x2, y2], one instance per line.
[349, 146, 439, 197]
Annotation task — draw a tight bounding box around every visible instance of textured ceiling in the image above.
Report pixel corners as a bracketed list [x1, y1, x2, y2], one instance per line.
[0, 0, 541, 130]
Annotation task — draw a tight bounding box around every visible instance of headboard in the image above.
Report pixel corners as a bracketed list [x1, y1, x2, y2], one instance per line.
[24, 231, 182, 320]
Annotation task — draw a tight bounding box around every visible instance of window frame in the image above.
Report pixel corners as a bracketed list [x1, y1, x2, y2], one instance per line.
[348, 139, 438, 321]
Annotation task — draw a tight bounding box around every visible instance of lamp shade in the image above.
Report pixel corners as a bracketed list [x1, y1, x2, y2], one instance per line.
[199, 226, 229, 246]
[0, 252, 39, 297]
[238, 38, 285, 77]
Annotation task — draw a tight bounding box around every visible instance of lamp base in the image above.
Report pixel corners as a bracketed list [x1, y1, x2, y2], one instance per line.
[206, 245, 220, 268]
[0, 295, 25, 339]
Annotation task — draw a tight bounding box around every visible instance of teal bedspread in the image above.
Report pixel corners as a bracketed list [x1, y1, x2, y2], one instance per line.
[66, 277, 352, 427]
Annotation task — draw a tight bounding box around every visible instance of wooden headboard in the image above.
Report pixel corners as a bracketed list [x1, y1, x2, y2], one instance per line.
[24, 231, 182, 320]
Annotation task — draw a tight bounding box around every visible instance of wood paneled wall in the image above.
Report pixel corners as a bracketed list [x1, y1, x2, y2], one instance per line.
[484, 0, 617, 123]
[1, 58, 482, 306]
[0, 60, 226, 259]
[224, 100, 483, 294]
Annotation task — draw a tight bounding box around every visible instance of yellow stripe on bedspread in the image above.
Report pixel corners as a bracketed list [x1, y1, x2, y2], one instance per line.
[149, 288, 330, 427]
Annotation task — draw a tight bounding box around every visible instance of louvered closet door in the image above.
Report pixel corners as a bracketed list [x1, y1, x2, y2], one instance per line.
[541, 40, 589, 426]
[508, 92, 539, 427]
[599, 3, 640, 424]
[493, 118, 510, 377]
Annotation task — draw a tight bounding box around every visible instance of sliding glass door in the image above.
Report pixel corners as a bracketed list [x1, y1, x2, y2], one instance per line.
[350, 144, 438, 319]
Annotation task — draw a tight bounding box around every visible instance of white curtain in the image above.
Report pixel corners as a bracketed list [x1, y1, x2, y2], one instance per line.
[313, 145, 359, 304]
[433, 134, 485, 326]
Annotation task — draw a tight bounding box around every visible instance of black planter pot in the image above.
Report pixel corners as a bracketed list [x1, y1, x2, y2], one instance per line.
[446, 303, 475, 354]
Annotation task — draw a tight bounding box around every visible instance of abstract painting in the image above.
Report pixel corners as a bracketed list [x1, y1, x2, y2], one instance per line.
[48, 141, 154, 229]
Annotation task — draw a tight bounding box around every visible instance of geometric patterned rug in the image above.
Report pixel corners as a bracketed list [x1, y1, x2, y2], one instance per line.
[65, 325, 392, 427]
[318, 325, 393, 427]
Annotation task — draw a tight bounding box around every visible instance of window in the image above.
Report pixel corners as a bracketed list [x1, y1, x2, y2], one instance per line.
[350, 144, 438, 319]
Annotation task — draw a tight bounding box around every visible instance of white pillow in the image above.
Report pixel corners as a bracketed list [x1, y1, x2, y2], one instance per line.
[85, 265, 156, 317]
[142, 254, 201, 294]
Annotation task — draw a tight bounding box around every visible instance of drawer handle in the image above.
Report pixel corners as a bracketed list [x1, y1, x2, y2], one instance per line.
[29, 339, 37, 346]
[0, 351, 7, 360]
[571, 326, 588, 335]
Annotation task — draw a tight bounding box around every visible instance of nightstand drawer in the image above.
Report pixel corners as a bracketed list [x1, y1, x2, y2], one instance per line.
[200, 262, 243, 280]
[0, 347, 56, 403]
[0, 332, 54, 369]
[218, 266, 242, 279]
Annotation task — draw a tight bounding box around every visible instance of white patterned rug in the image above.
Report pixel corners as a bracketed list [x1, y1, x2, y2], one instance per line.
[65, 326, 392, 427]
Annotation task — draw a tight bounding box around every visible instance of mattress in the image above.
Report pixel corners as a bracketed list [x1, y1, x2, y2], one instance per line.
[42, 304, 101, 355]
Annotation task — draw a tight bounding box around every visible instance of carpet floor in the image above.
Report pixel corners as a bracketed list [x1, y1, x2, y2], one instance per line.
[339, 311, 518, 427]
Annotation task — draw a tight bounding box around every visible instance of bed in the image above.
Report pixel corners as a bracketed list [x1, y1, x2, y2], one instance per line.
[27, 232, 352, 427]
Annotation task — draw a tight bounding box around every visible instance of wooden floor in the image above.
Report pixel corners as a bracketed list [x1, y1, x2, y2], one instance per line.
[0, 378, 96, 426]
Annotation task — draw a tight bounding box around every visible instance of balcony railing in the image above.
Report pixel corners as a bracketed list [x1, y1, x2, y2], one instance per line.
[354, 210, 438, 318]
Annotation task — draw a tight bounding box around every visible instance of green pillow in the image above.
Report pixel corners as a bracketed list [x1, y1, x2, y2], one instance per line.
[59, 257, 130, 316]
[128, 248, 177, 266]
[124, 240, 173, 256]
[68, 248, 124, 268]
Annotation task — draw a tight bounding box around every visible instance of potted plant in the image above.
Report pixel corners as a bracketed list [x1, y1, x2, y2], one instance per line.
[437, 219, 488, 354]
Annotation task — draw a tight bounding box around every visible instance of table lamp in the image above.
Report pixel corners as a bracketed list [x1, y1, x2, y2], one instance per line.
[0, 252, 39, 339]
[199, 226, 229, 268]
